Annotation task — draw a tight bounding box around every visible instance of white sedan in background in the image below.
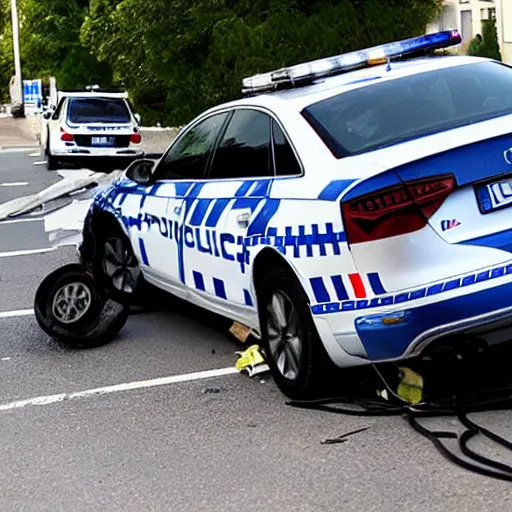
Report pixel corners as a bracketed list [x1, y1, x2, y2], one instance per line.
[41, 89, 143, 171]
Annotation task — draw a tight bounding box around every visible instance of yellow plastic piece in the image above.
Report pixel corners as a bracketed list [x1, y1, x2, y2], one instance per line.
[235, 345, 266, 371]
[397, 367, 424, 404]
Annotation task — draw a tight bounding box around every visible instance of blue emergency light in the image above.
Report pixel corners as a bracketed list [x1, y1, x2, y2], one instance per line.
[242, 29, 462, 95]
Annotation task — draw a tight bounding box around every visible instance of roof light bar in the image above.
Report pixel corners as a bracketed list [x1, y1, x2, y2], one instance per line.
[242, 29, 462, 96]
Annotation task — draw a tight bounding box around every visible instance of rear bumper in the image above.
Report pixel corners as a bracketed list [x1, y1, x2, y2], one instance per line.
[51, 148, 143, 170]
[355, 280, 512, 361]
[311, 261, 512, 366]
[51, 147, 143, 158]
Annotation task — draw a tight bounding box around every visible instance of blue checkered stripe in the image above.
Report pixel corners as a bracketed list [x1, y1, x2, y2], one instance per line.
[244, 223, 346, 258]
[191, 270, 254, 306]
[310, 264, 512, 315]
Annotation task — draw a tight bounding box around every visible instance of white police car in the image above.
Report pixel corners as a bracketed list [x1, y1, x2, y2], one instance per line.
[77, 30, 512, 398]
[42, 88, 143, 171]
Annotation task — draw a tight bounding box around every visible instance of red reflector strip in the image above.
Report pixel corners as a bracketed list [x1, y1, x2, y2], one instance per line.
[348, 273, 367, 299]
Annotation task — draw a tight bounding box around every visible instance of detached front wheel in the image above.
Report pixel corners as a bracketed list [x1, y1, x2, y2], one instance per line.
[34, 264, 129, 349]
[259, 268, 333, 399]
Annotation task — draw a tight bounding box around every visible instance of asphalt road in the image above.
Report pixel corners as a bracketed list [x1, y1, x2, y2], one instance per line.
[0, 150, 511, 512]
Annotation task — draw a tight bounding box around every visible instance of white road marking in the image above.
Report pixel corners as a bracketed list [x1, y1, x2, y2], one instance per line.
[0, 147, 38, 154]
[0, 309, 34, 318]
[0, 247, 55, 258]
[29, 152, 40, 157]
[0, 367, 239, 412]
[0, 217, 43, 225]
[33, 161, 46, 166]
[1, 357, 11, 361]
[0, 182, 28, 187]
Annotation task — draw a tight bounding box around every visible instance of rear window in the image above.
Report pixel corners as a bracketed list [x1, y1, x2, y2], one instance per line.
[67, 98, 131, 124]
[302, 61, 512, 158]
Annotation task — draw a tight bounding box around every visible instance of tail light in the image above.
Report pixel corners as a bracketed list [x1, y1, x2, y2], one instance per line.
[60, 127, 74, 142]
[130, 132, 142, 144]
[342, 175, 455, 244]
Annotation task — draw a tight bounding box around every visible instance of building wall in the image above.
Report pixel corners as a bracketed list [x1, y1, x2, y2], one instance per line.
[428, 1, 498, 48]
[495, 0, 512, 63]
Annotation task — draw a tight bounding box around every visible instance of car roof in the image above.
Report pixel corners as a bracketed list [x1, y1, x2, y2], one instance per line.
[59, 92, 129, 101]
[209, 55, 492, 114]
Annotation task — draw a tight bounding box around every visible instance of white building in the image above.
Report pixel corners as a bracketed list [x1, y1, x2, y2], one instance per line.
[428, 0, 511, 63]
[428, 1, 497, 41]
[495, 0, 512, 63]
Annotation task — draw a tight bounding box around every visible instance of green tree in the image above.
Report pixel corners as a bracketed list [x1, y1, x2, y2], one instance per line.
[81, 0, 443, 125]
[481, 18, 502, 61]
[468, 35, 484, 58]
[0, 0, 14, 103]
[2, 0, 443, 122]
[18, 0, 112, 88]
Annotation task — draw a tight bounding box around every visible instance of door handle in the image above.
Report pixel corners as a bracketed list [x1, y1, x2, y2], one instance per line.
[236, 210, 252, 227]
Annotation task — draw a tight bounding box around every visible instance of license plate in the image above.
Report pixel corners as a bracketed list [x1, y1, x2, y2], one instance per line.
[91, 136, 113, 146]
[475, 176, 512, 214]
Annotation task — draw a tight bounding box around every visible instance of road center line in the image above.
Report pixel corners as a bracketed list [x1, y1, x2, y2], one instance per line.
[0, 247, 56, 258]
[0, 367, 239, 412]
[0, 182, 28, 187]
[0, 217, 43, 225]
[0, 309, 34, 318]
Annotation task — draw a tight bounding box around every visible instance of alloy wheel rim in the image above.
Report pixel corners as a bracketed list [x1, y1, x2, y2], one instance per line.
[102, 238, 140, 294]
[52, 281, 92, 324]
[266, 291, 303, 381]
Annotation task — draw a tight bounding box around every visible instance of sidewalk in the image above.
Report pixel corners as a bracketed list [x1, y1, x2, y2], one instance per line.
[0, 117, 38, 150]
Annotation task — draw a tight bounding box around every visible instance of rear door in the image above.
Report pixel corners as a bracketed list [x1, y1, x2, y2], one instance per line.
[181, 108, 275, 309]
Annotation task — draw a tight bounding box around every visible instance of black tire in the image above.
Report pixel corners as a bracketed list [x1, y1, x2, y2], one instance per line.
[46, 140, 58, 170]
[34, 263, 129, 349]
[258, 267, 334, 399]
[92, 226, 149, 306]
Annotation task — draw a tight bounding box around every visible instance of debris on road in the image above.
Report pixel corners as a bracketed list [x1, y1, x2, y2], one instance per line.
[0, 169, 121, 222]
[202, 387, 221, 395]
[235, 345, 270, 377]
[229, 321, 252, 343]
[397, 367, 424, 404]
[321, 427, 370, 445]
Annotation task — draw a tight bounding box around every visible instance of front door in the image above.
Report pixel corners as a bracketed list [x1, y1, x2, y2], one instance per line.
[136, 111, 230, 296]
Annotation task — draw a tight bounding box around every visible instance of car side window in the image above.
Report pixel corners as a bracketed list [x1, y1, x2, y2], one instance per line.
[208, 109, 273, 180]
[272, 120, 301, 176]
[52, 99, 66, 120]
[154, 112, 228, 181]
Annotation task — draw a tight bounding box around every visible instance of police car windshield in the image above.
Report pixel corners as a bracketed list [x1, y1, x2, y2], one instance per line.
[302, 61, 512, 158]
[67, 97, 131, 124]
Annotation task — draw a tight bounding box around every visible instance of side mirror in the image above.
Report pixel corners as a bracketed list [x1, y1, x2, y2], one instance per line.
[125, 159, 154, 185]
[43, 111, 52, 120]
[134, 113, 141, 124]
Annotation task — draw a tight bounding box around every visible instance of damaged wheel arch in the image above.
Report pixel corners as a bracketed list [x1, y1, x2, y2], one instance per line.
[81, 208, 155, 306]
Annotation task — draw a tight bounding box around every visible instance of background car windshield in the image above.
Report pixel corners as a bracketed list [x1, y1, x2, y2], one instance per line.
[303, 61, 512, 158]
[68, 98, 131, 124]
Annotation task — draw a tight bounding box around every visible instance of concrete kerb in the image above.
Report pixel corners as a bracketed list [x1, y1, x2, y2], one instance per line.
[0, 116, 39, 150]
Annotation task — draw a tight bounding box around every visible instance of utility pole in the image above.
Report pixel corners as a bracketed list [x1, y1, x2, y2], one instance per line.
[10, 0, 23, 105]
